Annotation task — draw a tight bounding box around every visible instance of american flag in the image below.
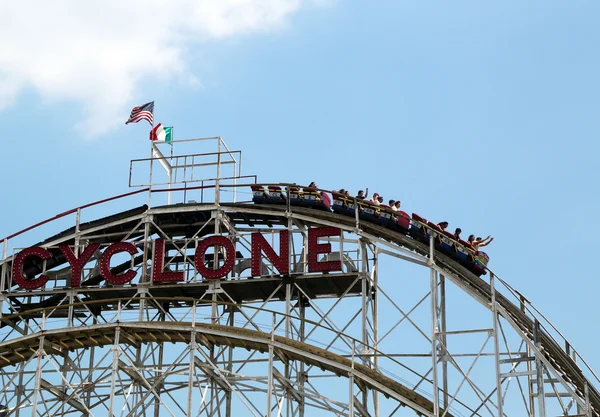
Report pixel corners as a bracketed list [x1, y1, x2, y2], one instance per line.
[125, 101, 154, 126]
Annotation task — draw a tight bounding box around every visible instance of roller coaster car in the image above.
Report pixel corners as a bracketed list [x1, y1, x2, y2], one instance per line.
[251, 185, 269, 204]
[378, 207, 411, 233]
[301, 187, 332, 211]
[427, 221, 443, 235]
[455, 239, 472, 264]
[376, 206, 394, 227]
[395, 211, 411, 232]
[454, 239, 487, 276]
[439, 230, 456, 255]
[358, 200, 380, 223]
[473, 251, 489, 275]
[284, 186, 332, 211]
[267, 186, 286, 204]
[331, 192, 352, 215]
[409, 213, 430, 243]
[288, 186, 302, 206]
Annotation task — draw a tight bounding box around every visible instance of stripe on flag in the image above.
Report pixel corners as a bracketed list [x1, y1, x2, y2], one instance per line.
[150, 123, 173, 143]
[125, 101, 154, 126]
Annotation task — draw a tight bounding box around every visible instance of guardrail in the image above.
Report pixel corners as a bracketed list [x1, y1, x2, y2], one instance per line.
[494, 274, 600, 386]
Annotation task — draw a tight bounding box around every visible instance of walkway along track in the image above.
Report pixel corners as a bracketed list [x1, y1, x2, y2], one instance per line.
[1, 201, 598, 415]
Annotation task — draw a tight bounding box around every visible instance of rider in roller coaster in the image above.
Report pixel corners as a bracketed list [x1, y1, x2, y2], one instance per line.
[334, 186, 493, 250]
[468, 235, 494, 250]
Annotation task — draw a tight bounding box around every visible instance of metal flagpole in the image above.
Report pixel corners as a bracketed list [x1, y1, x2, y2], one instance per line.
[151, 143, 173, 204]
[148, 104, 155, 208]
[149, 102, 173, 205]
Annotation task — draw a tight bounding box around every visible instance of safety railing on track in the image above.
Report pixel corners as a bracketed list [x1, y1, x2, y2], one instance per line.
[494, 274, 600, 386]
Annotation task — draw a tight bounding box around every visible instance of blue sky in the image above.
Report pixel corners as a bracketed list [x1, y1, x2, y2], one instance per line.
[1, 0, 599, 382]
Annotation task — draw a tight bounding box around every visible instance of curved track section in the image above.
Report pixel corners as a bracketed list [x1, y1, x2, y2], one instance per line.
[0, 199, 597, 417]
[0, 320, 448, 417]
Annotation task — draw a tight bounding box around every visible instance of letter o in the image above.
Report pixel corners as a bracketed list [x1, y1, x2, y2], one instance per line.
[194, 236, 236, 280]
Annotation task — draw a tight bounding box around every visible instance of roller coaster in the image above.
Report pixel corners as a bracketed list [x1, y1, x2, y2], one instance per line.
[0, 137, 597, 417]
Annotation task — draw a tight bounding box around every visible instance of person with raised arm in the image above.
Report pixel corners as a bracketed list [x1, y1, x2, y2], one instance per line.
[355, 189, 368, 200]
[471, 235, 493, 250]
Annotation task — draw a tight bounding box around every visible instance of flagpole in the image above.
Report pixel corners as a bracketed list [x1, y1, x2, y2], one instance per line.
[149, 103, 155, 207]
[149, 102, 173, 205]
[151, 144, 173, 205]
[148, 139, 154, 208]
[157, 101, 174, 206]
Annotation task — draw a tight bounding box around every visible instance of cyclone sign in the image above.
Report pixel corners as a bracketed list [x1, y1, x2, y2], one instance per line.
[11, 227, 342, 290]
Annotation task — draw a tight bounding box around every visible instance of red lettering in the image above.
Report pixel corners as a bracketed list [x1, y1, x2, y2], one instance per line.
[308, 227, 342, 273]
[152, 239, 184, 283]
[13, 229, 334, 291]
[12, 247, 53, 290]
[194, 236, 236, 280]
[100, 242, 139, 285]
[60, 244, 100, 288]
[251, 231, 289, 276]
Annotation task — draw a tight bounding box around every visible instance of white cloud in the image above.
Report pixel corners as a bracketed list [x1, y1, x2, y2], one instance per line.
[0, 0, 317, 136]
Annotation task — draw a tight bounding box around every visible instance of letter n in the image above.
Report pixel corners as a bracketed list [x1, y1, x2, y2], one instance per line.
[251, 231, 289, 276]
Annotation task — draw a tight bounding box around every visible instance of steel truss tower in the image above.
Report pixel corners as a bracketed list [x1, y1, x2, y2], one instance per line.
[0, 137, 597, 417]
